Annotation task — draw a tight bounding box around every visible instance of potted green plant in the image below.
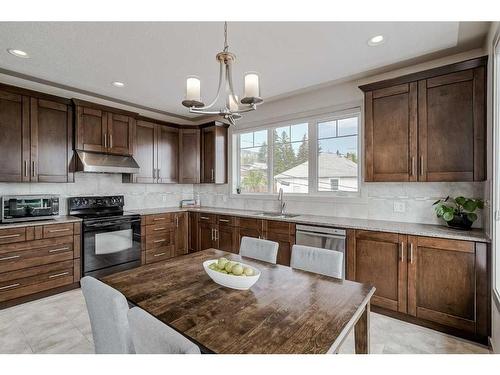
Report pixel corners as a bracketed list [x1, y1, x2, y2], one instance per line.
[433, 196, 484, 229]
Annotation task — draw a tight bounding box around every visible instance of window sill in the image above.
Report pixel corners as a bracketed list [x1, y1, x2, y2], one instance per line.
[229, 192, 364, 203]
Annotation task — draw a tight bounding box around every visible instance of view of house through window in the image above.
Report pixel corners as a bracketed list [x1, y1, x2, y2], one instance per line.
[235, 110, 360, 195]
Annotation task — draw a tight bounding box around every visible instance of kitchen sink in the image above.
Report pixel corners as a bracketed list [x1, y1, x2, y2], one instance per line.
[256, 212, 300, 218]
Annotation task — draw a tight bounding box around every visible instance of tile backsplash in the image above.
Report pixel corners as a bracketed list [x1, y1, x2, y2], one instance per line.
[0, 173, 194, 214]
[194, 181, 486, 228]
[0, 175, 486, 228]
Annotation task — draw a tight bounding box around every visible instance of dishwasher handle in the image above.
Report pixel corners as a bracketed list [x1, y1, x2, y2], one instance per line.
[296, 230, 346, 241]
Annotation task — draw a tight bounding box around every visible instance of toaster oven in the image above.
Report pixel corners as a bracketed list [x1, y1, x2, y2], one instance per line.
[1, 195, 60, 223]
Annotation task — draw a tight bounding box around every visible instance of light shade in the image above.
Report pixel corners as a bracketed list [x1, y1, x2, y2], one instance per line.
[185, 76, 201, 101]
[243, 72, 260, 99]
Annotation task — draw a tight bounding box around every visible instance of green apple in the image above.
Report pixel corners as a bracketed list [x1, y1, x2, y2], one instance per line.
[217, 257, 228, 269]
[243, 267, 254, 276]
[224, 261, 235, 273]
[232, 264, 243, 276]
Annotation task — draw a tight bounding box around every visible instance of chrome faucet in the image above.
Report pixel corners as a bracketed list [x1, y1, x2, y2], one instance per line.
[278, 187, 286, 216]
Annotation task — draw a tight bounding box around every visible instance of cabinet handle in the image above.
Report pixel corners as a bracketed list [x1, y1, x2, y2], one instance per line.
[176, 216, 179, 228]
[219, 219, 230, 223]
[400, 242, 404, 262]
[409, 243, 414, 264]
[154, 252, 166, 257]
[153, 227, 166, 231]
[0, 283, 20, 291]
[49, 247, 70, 253]
[419, 155, 424, 176]
[0, 233, 21, 239]
[104, 133, 107, 148]
[24, 160, 28, 177]
[0, 255, 21, 261]
[109, 134, 113, 148]
[410, 157, 415, 176]
[211, 228, 214, 241]
[32, 161, 36, 177]
[49, 272, 69, 279]
[153, 239, 166, 243]
[214, 228, 218, 241]
[49, 228, 70, 233]
[211, 168, 215, 182]
[200, 216, 209, 220]
[153, 217, 166, 221]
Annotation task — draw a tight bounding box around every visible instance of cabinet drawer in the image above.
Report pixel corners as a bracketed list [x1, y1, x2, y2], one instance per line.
[0, 241, 74, 274]
[146, 224, 174, 236]
[145, 246, 174, 264]
[145, 213, 175, 226]
[0, 260, 74, 303]
[266, 220, 293, 236]
[217, 215, 234, 227]
[0, 227, 26, 245]
[146, 231, 174, 250]
[198, 213, 216, 224]
[43, 223, 74, 238]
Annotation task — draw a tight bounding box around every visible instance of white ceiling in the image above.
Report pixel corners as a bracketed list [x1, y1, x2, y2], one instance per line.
[0, 22, 489, 120]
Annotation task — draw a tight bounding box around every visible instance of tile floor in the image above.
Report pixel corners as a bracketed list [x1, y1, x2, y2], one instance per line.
[0, 289, 491, 354]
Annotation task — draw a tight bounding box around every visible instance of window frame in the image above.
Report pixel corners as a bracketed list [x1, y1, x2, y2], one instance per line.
[231, 107, 362, 198]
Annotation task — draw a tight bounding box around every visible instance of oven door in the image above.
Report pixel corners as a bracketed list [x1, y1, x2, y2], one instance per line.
[83, 217, 141, 277]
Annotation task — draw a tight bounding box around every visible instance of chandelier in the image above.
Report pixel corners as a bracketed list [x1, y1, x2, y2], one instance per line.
[181, 22, 263, 126]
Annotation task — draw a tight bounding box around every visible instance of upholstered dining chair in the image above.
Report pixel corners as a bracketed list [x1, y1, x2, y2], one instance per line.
[239, 236, 279, 264]
[290, 244, 344, 279]
[80, 276, 135, 354]
[127, 307, 201, 354]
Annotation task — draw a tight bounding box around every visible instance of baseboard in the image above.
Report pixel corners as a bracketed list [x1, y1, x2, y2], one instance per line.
[0, 282, 80, 310]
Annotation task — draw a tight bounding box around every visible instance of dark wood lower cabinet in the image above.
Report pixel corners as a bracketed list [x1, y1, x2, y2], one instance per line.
[347, 229, 490, 344]
[264, 220, 295, 266]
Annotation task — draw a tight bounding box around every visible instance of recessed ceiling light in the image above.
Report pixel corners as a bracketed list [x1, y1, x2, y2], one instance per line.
[368, 35, 385, 46]
[111, 81, 125, 88]
[7, 48, 29, 58]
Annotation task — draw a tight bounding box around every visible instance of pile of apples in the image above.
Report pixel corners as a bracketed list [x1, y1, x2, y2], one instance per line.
[208, 257, 255, 276]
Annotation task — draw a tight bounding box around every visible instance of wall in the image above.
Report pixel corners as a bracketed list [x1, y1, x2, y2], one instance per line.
[195, 48, 488, 227]
[0, 174, 194, 214]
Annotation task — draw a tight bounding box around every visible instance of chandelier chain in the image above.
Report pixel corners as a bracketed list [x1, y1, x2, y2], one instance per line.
[223, 21, 228, 52]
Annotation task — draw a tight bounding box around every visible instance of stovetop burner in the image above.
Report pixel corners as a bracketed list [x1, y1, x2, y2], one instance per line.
[68, 195, 138, 221]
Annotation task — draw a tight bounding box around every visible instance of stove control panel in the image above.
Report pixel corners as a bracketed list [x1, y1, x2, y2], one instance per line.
[68, 195, 124, 210]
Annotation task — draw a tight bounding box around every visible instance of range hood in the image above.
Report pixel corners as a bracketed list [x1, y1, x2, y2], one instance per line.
[75, 150, 140, 174]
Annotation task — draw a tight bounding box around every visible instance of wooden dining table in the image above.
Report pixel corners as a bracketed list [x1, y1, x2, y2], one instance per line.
[101, 249, 375, 354]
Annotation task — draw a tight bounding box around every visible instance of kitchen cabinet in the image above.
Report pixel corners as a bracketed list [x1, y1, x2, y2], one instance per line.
[0, 222, 81, 308]
[236, 217, 265, 244]
[30, 98, 74, 182]
[74, 100, 135, 156]
[195, 213, 238, 253]
[264, 220, 296, 266]
[346, 229, 489, 343]
[179, 128, 200, 184]
[348, 230, 408, 313]
[407, 236, 489, 340]
[124, 119, 178, 184]
[201, 123, 228, 184]
[360, 56, 486, 182]
[188, 212, 199, 253]
[174, 212, 188, 256]
[0, 84, 73, 183]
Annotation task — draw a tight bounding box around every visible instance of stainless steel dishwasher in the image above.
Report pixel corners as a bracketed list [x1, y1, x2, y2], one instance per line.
[295, 224, 346, 278]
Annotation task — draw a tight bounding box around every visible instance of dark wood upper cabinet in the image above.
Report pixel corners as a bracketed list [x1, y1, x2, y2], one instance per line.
[157, 125, 179, 183]
[0, 88, 30, 182]
[360, 56, 487, 182]
[132, 120, 156, 183]
[74, 100, 135, 156]
[179, 128, 200, 184]
[0, 84, 73, 183]
[201, 123, 228, 184]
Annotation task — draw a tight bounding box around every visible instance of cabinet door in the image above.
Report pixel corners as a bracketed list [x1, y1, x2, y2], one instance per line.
[265, 220, 295, 266]
[179, 129, 200, 183]
[107, 113, 133, 155]
[133, 120, 156, 183]
[407, 236, 478, 333]
[188, 212, 199, 253]
[198, 221, 215, 251]
[350, 230, 407, 313]
[217, 225, 237, 253]
[364, 83, 418, 182]
[76, 106, 107, 152]
[0, 90, 30, 182]
[174, 212, 188, 256]
[201, 126, 215, 183]
[418, 67, 485, 181]
[30, 98, 73, 183]
[156, 125, 179, 183]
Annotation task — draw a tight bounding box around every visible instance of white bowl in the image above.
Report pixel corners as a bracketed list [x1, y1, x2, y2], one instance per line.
[203, 260, 261, 290]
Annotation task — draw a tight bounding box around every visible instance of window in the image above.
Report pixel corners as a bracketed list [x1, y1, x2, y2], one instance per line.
[238, 129, 268, 193]
[233, 109, 360, 195]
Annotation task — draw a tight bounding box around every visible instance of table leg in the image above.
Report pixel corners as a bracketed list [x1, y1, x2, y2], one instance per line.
[354, 303, 370, 354]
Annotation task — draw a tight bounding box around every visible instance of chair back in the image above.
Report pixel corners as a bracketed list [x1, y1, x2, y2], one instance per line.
[239, 236, 279, 264]
[290, 244, 344, 278]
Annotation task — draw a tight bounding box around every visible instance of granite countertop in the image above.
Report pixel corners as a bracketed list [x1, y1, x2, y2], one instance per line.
[0, 215, 82, 229]
[129, 206, 490, 243]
